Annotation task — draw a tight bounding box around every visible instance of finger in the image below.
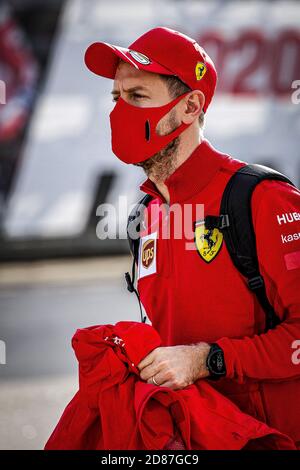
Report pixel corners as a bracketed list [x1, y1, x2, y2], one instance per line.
[137, 349, 157, 370]
[139, 363, 160, 381]
[146, 372, 165, 387]
[157, 380, 174, 389]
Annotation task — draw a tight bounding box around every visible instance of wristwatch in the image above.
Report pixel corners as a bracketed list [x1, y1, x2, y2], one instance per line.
[206, 343, 226, 380]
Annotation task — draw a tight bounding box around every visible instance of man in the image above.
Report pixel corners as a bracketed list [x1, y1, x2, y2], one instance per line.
[85, 27, 300, 447]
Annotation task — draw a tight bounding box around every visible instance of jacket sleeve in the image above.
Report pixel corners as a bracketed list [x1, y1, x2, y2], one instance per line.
[216, 179, 300, 383]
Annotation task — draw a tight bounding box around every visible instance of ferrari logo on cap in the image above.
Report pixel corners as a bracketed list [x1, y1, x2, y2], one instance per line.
[195, 62, 207, 81]
[129, 50, 151, 65]
[194, 219, 223, 263]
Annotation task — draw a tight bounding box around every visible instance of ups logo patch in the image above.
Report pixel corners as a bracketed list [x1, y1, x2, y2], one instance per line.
[141, 239, 155, 268]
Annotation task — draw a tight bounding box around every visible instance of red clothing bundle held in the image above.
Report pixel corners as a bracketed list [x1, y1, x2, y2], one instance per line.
[45, 322, 295, 450]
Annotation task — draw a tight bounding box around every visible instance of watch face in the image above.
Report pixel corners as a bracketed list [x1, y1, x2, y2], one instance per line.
[210, 351, 224, 374]
[215, 352, 224, 372]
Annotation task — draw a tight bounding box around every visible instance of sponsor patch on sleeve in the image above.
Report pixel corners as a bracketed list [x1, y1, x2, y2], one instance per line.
[284, 250, 300, 271]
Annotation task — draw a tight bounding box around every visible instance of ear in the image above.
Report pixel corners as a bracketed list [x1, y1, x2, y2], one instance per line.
[181, 90, 205, 124]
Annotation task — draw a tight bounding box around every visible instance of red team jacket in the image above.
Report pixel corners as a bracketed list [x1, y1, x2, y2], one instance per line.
[45, 322, 295, 450]
[136, 139, 300, 448]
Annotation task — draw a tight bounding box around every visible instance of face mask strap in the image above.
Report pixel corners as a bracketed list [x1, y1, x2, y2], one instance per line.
[149, 91, 191, 145]
[150, 91, 190, 128]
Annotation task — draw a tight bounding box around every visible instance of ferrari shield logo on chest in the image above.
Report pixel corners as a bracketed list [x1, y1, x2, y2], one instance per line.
[194, 219, 223, 263]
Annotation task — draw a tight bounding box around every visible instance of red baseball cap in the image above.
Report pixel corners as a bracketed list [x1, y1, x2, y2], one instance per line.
[84, 27, 217, 113]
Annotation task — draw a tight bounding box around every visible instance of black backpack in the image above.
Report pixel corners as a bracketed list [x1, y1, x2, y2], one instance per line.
[125, 164, 294, 331]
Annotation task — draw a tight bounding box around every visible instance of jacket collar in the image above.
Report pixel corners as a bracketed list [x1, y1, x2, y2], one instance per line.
[139, 139, 224, 203]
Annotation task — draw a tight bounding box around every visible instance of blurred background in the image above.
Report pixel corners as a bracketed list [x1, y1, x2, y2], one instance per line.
[0, 0, 299, 449]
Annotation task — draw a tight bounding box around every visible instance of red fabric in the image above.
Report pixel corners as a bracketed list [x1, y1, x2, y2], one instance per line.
[45, 321, 295, 450]
[137, 139, 300, 448]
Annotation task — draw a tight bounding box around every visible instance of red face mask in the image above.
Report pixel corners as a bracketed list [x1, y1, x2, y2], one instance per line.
[109, 92, 191, 164]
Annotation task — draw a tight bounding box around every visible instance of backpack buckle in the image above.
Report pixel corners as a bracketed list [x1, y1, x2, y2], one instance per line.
[205, 214, 230, 230]
[219, 214, 230, 229]
[248, 275, 264, 290]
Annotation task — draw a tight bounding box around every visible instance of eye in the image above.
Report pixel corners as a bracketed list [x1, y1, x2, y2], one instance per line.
[112, 95, 119, 103]
[131, 93, 145, 100]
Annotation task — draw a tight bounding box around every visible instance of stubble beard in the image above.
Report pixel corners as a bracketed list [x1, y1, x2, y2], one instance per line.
[133, 110, 181, 183]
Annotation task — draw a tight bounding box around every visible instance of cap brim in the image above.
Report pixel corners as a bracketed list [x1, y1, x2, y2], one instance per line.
[84, 42, 174, 79]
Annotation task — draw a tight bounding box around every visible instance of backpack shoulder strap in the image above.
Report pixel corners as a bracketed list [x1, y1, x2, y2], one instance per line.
[127, 193, 153, 263]
[205, 164, 294, 332]
[125, 193, 153, 324]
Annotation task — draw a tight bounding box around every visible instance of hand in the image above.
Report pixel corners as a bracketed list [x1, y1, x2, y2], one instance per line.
[137, 342, 211, 390]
